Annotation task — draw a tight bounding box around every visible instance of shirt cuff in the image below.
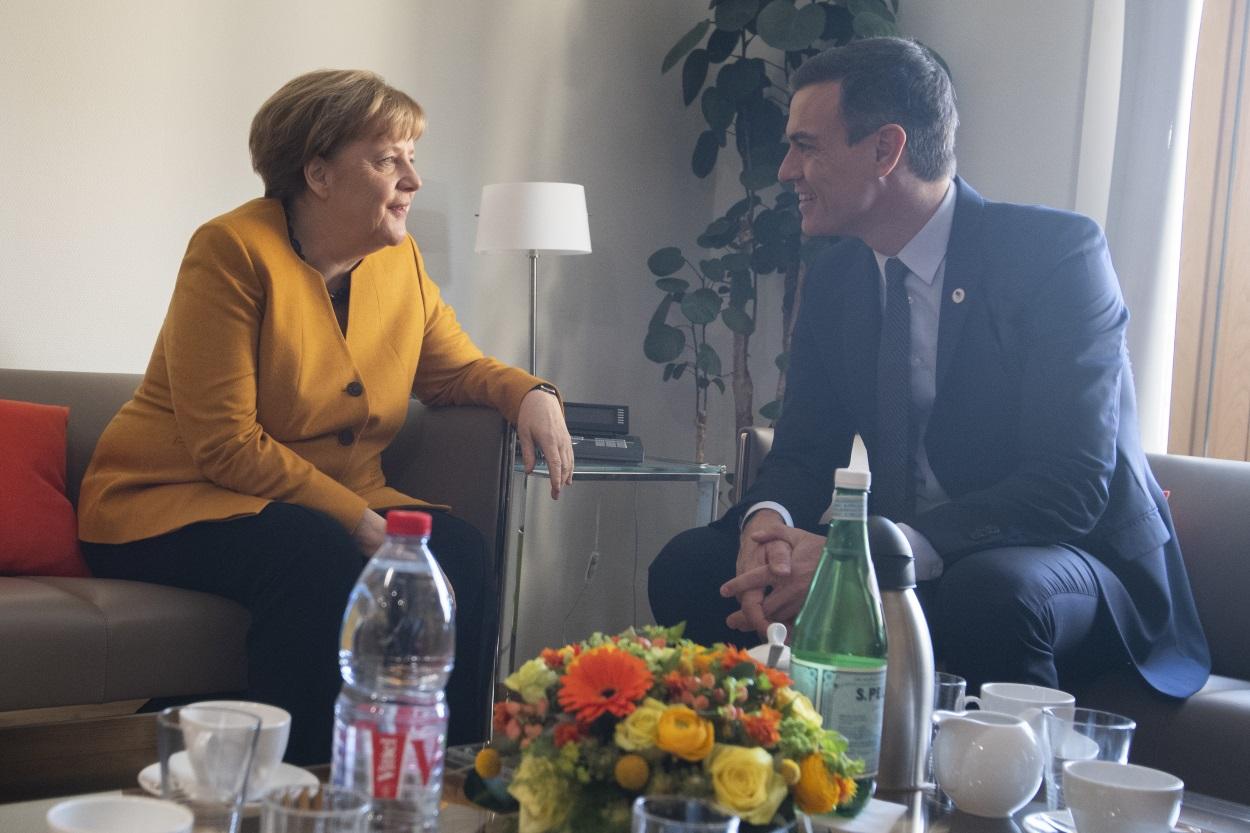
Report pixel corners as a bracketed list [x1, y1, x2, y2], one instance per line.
[897, 522, 944, 580]
[742, 501, 794, 530]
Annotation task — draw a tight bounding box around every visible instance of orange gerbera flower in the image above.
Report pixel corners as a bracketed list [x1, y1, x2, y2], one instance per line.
[558, 646, 653, 723]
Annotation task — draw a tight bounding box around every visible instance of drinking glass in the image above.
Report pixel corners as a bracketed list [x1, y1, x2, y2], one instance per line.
[158, 705, 262, 833]
[261, 786, 371, 833]
[928, 672, 967, 804]
[631, 796, 741, 833]
[1041, 706, 1135, 813]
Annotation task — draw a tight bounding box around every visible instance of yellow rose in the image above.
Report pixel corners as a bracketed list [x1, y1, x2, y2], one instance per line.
[778, 688, 823, 728]
[656, 705, 715, 762]
[706, 744, 789, 825]
[505, 657, 559, 704]
[615, 697, 666, 751]
[508, 754, 571, 833]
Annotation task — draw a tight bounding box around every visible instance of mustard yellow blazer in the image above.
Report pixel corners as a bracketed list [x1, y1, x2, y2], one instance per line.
[79, 199, 541, 544]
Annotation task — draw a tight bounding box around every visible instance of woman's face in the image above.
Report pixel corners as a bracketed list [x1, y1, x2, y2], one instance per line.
[316, 133, 421, 256]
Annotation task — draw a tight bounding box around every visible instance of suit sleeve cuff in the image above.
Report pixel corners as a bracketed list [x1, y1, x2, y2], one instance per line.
[742, 501, 794, 530]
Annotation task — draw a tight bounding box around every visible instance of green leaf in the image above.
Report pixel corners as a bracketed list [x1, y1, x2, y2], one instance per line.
[648, 295, 674, 330]
[692, 130, 720, 178]
[714, 0, 759, 31]
[740, 163, 777, 191]
[822, 3, 855, 42]
[663, 20, 712, 74]
[757, 0, 825, 52]
[700, 258, 726, 281]
[774, 351, 789, 372]
[681, 288, 723, 324]
[726, 194, 761, 222]
[852, 10, 896, 38]
[759, 398, 782, 420]
[663, 362, 675, 381]
[697, 216, 737, 248]
[673, 362, 687, 379]
[717, 58, 764, 100]
[644, 325, 686, 363]
[751, 245, 777, 274]
[700, 86, 735, 133]
[707, 27, 739, 62]
[682, 49, 710, 106]
[656, 277, 690, 294]
[722, 306, 755, 334]
[648, 247, 685, 276]
[697, 343, 723, 377]
[721, 252, 751, 272]
[729, 269, 754, 306]
[712, 377, 726, 394]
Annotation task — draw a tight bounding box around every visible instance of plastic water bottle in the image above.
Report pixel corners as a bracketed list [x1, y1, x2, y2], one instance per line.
[331, 510, 455, 832]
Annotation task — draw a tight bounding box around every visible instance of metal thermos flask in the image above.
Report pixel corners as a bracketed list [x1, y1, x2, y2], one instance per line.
[869, 516, 935, 792]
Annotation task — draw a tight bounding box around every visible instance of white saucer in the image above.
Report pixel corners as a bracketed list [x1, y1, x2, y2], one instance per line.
[1022, 810, 1075, 833]
[138, 756, 320, 808]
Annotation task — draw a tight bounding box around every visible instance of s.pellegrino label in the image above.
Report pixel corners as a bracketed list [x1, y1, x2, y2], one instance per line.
[789, 468, 886, 816]
[789, 658, 887, 775]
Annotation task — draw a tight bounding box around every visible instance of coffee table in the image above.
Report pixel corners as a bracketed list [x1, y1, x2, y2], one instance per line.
[2, 746, 1247, 833]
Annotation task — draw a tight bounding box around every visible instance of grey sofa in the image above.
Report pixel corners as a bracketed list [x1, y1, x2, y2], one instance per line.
[736, 427, 1250, 803]
[0, 368, 514, 733]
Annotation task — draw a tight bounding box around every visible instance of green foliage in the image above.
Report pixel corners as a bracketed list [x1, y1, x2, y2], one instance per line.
[647, 1, 908, 451]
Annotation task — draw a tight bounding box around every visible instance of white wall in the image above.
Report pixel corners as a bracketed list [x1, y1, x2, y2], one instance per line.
[2, 1, 1172, 654]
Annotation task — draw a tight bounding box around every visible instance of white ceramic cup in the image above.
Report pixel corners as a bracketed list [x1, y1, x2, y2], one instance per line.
[966, 682, 1075, 733]
[47, 795, 193, 833]
[1064, 760, 1183, 833]
[192, 700, 291, 796]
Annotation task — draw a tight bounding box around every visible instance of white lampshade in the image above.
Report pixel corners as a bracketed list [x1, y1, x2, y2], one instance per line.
[475, 182, 592, 254]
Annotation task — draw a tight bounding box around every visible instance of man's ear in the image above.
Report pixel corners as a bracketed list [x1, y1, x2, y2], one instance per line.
[874, 124, 907, 178]
[304, 157, 331, 199]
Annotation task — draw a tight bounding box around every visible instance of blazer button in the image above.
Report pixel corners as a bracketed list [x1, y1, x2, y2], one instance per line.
[345, 381, 364, 397]
[338, 429, 355, 446]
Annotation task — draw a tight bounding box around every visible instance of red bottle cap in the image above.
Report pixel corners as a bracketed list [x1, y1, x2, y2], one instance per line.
[386, 510, 432, 537]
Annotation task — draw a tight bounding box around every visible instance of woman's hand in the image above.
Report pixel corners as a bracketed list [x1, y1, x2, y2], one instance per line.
[517, 388, 574, 499]
[352, 508, 388, 556]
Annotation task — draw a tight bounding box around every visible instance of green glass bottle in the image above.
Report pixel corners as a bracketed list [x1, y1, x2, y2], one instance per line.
[789, 468, 887, 817]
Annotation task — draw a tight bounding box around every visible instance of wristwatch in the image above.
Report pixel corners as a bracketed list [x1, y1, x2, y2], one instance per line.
[531, 383, 559, 397]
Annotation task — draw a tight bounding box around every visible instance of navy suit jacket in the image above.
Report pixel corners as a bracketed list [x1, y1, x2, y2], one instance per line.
[730, 178, 1210, 698]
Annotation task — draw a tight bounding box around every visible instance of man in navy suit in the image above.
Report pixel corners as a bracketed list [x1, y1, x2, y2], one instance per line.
[649, 37, 1210, 698]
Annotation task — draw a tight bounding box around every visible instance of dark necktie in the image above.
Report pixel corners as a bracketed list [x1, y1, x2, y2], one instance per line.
[876, 257, 914, 522]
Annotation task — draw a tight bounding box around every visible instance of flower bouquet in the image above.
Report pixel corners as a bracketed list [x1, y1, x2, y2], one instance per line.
[470, 624, 863, 833]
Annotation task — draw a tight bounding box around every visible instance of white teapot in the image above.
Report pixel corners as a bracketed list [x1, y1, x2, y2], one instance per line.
[932, 709, 1044, 817]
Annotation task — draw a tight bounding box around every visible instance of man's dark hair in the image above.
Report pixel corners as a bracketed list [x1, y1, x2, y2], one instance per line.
[791, 37, 958, 181]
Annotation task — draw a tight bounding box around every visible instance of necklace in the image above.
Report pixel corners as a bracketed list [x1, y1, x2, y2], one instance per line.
[287, 217, 351, 305]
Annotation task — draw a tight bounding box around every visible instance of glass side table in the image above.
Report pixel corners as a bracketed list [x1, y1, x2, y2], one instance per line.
[516, 456, 726, 526]
[502, 456, 726, 671]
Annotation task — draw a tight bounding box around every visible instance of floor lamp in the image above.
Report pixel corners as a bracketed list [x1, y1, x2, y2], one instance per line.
[474, 182, 591, 672]
[474, 182, 592, 374]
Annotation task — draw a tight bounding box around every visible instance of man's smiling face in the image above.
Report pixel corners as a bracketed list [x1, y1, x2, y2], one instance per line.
[778, 81, 883, 239]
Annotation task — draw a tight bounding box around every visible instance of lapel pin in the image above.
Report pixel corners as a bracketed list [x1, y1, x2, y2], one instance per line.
[951, 287, 966, 304]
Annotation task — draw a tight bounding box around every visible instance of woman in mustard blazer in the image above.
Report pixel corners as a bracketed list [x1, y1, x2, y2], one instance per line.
[77, 70, 573, 762]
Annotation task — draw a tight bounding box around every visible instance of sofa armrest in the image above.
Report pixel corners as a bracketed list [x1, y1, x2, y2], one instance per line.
[381, 402, 515, 568]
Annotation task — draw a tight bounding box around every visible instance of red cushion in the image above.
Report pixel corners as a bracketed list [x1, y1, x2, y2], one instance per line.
[0, 398, 90, 576]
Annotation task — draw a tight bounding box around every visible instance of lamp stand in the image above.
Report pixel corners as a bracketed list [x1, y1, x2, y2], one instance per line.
[528, 249, 538, 375]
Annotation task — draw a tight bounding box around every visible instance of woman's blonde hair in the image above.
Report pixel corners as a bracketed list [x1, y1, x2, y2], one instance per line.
[249, 69, 426, 202]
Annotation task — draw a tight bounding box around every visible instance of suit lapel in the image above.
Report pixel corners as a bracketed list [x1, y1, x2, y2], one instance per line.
[840, 245, 881, 429]
[935, 178, 987, 390]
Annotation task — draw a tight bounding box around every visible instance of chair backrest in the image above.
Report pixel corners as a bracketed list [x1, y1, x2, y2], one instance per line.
[1146, 451, 1250, 679]
[734, 426, 775, 503]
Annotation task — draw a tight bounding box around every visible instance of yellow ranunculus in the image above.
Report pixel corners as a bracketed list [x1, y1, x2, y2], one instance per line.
[508, 753, 571, 833]
[793, 753, 849, 814]
[706, 744, 789, 825]
[504, 657, 559, 704]
[615, 697, 667, 751]
[778, 688, 823, 728]
[656, 705, 715, 762]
